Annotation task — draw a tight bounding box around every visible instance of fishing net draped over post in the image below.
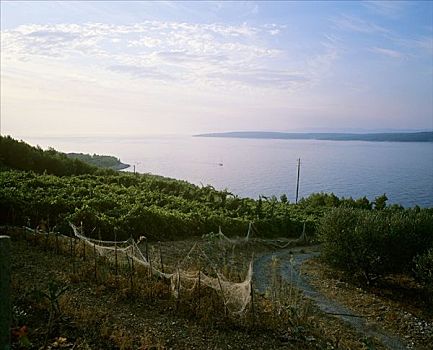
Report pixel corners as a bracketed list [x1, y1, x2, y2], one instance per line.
[70, 224, 253, 315]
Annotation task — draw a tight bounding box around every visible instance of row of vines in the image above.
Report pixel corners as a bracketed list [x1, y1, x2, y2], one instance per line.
[0, 170, 321, 240]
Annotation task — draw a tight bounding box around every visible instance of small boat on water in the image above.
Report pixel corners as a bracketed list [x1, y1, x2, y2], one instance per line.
[218, 163, 223, 166]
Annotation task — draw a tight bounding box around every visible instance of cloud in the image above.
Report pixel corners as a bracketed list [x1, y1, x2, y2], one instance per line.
[1, 21, 331, 91]
[331, 14, 389, 34]
[414, 36, 433, 54]
[362, 1, 409, 19]
[369, 47, 404, 59]
[210, 68, 309, 89]
[108, 64, 177, 82]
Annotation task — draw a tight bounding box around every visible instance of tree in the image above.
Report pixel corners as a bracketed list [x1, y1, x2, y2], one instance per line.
[374, 194, 388, 210]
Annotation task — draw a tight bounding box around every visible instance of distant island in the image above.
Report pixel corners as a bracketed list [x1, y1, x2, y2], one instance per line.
[194, 131, 433, 142]
[66, 152, 130, 170]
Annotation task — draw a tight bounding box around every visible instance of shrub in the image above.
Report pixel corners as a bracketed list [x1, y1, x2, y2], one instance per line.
[319, 208, 433, 284]
[413, 249, 433, 294]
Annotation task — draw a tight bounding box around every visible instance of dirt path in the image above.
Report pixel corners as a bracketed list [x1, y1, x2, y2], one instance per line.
[253, 248, 408, 350]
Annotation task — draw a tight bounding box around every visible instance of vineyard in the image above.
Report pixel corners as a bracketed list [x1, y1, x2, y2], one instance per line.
[2, 135, 433, 348]
[1, 135, 393, 243]
[5, 226, 347, 349]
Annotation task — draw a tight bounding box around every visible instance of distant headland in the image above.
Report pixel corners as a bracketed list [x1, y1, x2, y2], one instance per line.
[194, 131, 433, 142]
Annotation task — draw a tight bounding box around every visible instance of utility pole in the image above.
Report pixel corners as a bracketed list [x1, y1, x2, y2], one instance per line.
[295, 158, 301, 204]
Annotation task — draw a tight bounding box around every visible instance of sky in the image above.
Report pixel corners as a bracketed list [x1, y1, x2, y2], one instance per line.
[1, 1, 432, 136]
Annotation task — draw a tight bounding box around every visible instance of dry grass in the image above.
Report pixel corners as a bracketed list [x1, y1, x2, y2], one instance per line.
[303, 257, 433, 349]
[6, 227, 331, 349]
[5, 226, 399, 349]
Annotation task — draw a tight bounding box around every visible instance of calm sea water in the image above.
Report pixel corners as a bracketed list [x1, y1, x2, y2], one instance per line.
[21, 135, 433, 207]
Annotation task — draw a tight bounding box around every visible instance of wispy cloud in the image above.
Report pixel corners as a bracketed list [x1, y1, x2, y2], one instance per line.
[1, 21, 323, 91]
[369, 47, 404, 59]
[331, 14, 389, 34]
[362, 1, 409, 19]
[413, 36, 433, 55]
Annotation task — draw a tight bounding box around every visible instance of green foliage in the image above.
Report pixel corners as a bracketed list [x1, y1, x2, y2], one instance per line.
[298, 192, 373, 210]
[66, 152, 128, 169]
[280, 194, 288, 203]
[1, 135, 426, 246]
[373, 194, 388, 210]
[0, 170, 318, 240]
[319, 208, 433, 283]
[0, 135, 114, 176]
[33, 280, 69, 317]
[413, 249, 433, 291]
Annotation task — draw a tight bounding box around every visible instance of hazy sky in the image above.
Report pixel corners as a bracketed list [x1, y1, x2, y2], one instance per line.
[1, 1, 432, 136]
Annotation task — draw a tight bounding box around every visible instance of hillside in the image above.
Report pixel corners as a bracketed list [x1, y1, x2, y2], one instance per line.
[195, 131, 433, 142]
[0, 135, 113, 176]
[0, 136, 400, 242]
[2, 136, 432, 350]
[66, 153, 129, 170]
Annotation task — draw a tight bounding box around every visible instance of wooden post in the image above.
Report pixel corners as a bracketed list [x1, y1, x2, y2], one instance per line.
[197, 270, 201, 314]
[55, 233, 59, 255]
[127, 253, 133, 293]
[130, 241, 135, 292]
[250, 280, 255, 325]
[159, 241, 164, 273]
[216, 274, 228, 317]
[72, 237, 76, 274]
[148, 251, 153, 280]
[130, 255, 134, 293]
[93, 242, 97, 282]
[0, 236, 11, 349]
[176, 266, 180, 312]
[145, 238, 149, 261]
[70, 235, 73, 257]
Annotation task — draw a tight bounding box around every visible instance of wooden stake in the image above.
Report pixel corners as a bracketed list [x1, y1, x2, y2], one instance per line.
[72, 237, 76, 274]
[216, 273, 228, 317]
[131, 254, 134, 292]
[159, 241, 164, 273]
[197, 270, 201, 314]
[93, 242, 97, 282]
[70, 235, 73, 257]
[176, 266, 181, 312]
[250, 280, 255, 325]
[130, 238, 135, 292]
[127, 253, 133, 293]
[145, 237, 149, 261]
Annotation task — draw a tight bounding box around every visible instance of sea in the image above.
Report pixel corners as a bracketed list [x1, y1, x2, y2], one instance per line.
[20, 135, 433, 208]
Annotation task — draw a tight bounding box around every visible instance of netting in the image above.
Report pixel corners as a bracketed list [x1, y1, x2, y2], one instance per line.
[70, 224, 253, 314]
[201, 224, 252, 244]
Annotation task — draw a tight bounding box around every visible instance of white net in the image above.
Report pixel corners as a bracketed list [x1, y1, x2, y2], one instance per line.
[70, 224, 253, 314]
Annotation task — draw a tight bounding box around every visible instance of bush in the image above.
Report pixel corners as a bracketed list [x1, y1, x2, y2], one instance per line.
[413, 249, 433, 292]
[319, 208, 433, 283]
